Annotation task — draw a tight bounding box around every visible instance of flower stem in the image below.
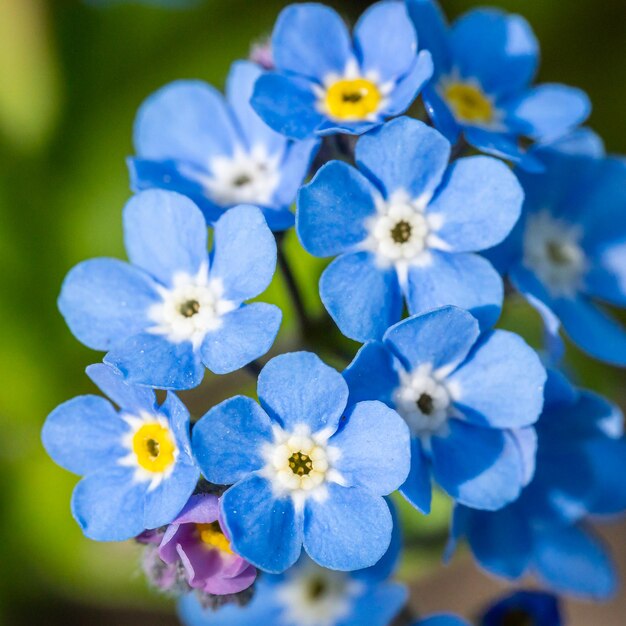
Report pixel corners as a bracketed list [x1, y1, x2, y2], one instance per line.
[276, 235, 311, 334]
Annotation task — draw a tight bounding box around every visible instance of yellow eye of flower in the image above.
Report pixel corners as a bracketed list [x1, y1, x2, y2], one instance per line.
[132, 423, 176, 473]
[325, 78, 382, 121]
[443, 82, 494, 124]
[196, 522, 233, 554]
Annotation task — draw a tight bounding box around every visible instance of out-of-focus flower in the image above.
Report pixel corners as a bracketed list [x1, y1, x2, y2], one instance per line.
[251, 2, 433, 139]
[297, 116, 522, 342]
[192, 351, 410, 573]
[130, 61, 318, 230]
[58, 191, 281, 389]
[41, 364, 199, 540]
[480, 590, 563, 626]
[406, 0, 590, 168]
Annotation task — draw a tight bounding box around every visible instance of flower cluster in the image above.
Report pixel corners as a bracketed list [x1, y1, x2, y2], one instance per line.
[42, 1, 626, 625]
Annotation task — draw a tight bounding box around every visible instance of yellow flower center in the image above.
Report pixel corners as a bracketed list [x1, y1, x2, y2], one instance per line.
[325, 78, 382, 121]
[132, 423, 176, 473]
[196, 522, 233, 555]
[443, 82, 494, 124]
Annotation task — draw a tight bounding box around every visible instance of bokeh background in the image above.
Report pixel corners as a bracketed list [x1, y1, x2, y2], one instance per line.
[0, 0, 625, 624]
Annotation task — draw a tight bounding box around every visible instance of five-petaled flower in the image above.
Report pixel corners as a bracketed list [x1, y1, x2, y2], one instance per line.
[344, 306, 546, 512]
[138, 493, 257, 597]
[42, 364, 200, 541]
[130, 61, 318, 230]
[490, 142, 626, 366]
[297, 116, 523, 342]
[250, 1, 433, 139]
[406, 0, 591, 168]
[58, 190, 281, 389]
[448, 369, 626, 599]
[192, 351, 410, 573]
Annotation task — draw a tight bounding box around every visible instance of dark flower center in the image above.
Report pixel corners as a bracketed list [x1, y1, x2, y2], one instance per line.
[546, 240, 573, 266]
[178, 299, 201, 318]
[391, 220, 412, 244]
[417, 393, 435, 415]
[500, 609, 534, 626]
[307, 577, 328, 600]
[146, 438, 160, 459]
[288, 451, 313, 476]
[232, 173, 253, 187]
[342, 91, 364, 103]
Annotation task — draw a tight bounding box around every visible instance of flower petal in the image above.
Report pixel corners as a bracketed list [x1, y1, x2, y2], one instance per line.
[354, 1, 417, 82]
[123, 190, 208, 288]
[399, 438, 433, 514]
[506, 84, 591, 141]
[201, 303, 282, 375]
[257, 352, 348, 434]
[42, 396, 127, 476]
[406, 251, 503, 330]
[303, 483, 392, 570]
[406, 0, 452, 74]
[272, 4, 352, 82]
[58, 258, 158, 351]
[133, 80, 237, 166]
[85, 362, 157, 414]
[449, 329, 546, 429]
[251, 73, 323, 140]
[431, 421, 532, 510]
[418, 617, 470, 626]
[104, 333, 205, 390]
[343, 342, 400, 407]
[192, 396, 274, 485]
[330, 401, 410, 495]
[209, 204, 277, 303]
[429, 156, 523, 252]
[355, 117, 450, 201]
[297, 160, 377, 257]
[345, 583, 408, 626]
[71, 466, 146, 541]
[320, 251, 403, 342]
[384, 50, 434, 116]
[383, 306, 479, 375]
[450, 9, 539, 97]
[221, 474, 303, 574]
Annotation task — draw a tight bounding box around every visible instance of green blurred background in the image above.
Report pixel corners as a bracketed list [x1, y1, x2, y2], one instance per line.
[0, 0, 624, 624]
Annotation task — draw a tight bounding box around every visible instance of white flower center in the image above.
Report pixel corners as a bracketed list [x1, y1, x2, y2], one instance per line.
[523, 210, 587, 298]
[147, 264, 235, 349]
[262, 425, 343, 510]
[275, 561, 362, 626]
[393, 364, 452, 442]
[204, 144, 281, 207]
[119, 410, 179, 491]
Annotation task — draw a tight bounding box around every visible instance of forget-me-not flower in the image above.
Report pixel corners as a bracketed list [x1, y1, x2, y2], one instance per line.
[59, 190, 281, 389]
[42, 363, 200, 541]
[480, 591, 562, 626]
[448, 370, 626, 598]
[192, 351, 410, 573]
[178, 515, 407, 626]
[491, 144, 626, 366]
[297, 116, 523, 342]
[130, 61, 318, 230]
[343, 306, 546, 512]
[406, 0, 591, 167]
[250, 2, 433, 139]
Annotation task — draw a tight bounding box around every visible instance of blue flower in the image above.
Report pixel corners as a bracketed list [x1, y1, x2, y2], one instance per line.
[250, 2, 433, 139]
[480, 590, 562, 626]
[129, 61, 318, 230]
[490, 143, 626, 366]
[448, 370, 626, 599]
[191, 351, 411, 573]
[178, 515, 407, 626]
[343, 306, 546, 512]
[41, 363, 200, 541]
[297, 116, 523, 342]
[58, 190, 281, 390]
[406, 0, 591, 167]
